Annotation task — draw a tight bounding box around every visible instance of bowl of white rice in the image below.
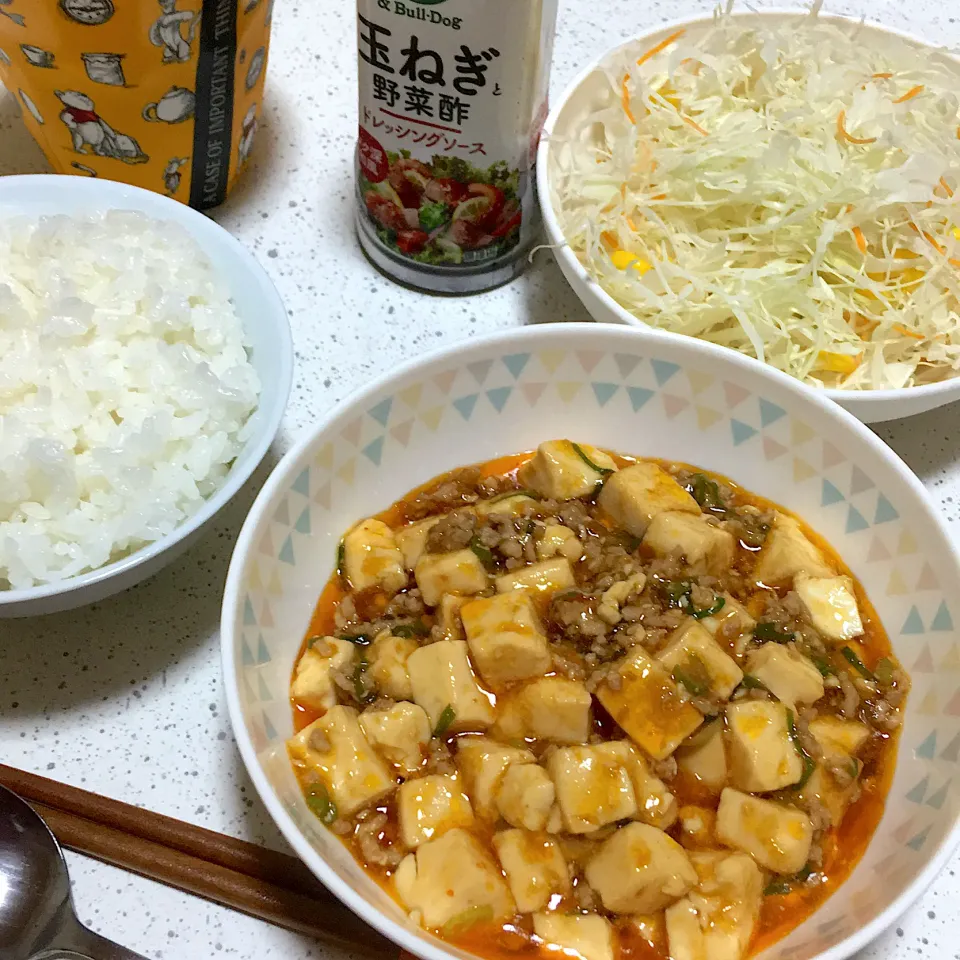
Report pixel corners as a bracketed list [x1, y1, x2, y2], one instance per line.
[0, 175, 292, 617]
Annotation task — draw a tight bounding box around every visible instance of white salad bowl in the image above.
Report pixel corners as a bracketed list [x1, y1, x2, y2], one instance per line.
[222, 323, 960, 960]
[0, 175, 293, 617]
[536, 11, 960, 424]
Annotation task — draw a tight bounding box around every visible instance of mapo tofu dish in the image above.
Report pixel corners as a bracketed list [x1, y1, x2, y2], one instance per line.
[287, 441, 909, 960]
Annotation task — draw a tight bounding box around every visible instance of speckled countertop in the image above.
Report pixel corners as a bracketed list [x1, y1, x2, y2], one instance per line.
[1, 0, 960, 957]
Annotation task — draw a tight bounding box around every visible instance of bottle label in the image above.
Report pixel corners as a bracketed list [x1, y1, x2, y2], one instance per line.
[355, 0, 556, 271]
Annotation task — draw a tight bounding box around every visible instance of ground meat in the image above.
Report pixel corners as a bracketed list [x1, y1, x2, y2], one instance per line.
[426, 510, 477, 553]
[837, 669, 860, 719]
[649, 755, 678, 781]
[423, 737, 456, 776]
[402, 467, 486, 520]
[383, 589, 425, 619]
[354, 811, 406, 868]
[861, 696, 903, 732]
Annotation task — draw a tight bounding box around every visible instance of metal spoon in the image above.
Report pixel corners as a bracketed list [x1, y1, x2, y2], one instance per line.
[0, 785, 149, 959]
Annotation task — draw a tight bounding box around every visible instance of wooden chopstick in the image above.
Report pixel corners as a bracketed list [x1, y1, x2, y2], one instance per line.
[0, 763, 326, 901]
[0, 765, 394, 956]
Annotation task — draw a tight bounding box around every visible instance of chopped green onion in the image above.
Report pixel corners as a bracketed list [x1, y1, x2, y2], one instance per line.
[841, 646, 875, 680]
[740, 674, 767, 690]
[874, 657, 895, 685]
[754, 621, 794, 642]
[433, 704, 456, 737]
[570, 442, 614, 477]
[848, 757, 861, 779]
[441, 904, 494, 935]
[690, 594, 725, 620]
[690, 473, 725, 512]
[306, 784, 337, 825]
[306, 635, 324, 649]
[763, 878, 793, 896]
[662, 579, 693, 607]
[673, 660, 710, 696]
[391, 621, 429, 639]
[489, 488, 539, 503]
[469, 536, 496, 570]
[785, 708, 816, 789]
[336, 540, 347, 585]
[811, 655, 834, 677]
[793, 864, 814, 883]
[555, 589, 585, 602]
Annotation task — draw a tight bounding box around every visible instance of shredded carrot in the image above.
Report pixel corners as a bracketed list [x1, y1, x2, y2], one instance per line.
[601, 231, 618, 251]
[871, 72, 894, 79]
[894, 85, 924, 104]
[621, 73, 636, 125]
[852, 226, 867, 254]
[836, 110, 877, 145]
[650, 193, 667, 200]
[682, 115, 709, 137]
[939, 176, 955, 198]
[636, 28, 686, 68]
[626, 217, 638, 231]
[894, 323, 925, 340]
[909, 222, 947, 254]
[950, 258, 960, 269]
[854, 314, 880, 339]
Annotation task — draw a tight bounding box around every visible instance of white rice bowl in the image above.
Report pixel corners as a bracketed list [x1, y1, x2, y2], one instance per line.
[0, 210, 261, 589]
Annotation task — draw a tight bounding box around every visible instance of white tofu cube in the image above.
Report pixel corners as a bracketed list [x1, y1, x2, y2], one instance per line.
[675, 722, 727, 795]
[666, 851, 764, 960]
[794, 573, 864, 643]
[493, 829, 570, 913]
[595, 741, 678, 830]
[598, 462, 700, 538]
[585, 822, 697, 914]
[414, 549, 489, 607]
[533, 914, 614, 960]
[808, 716, 871, 758]
[753, 514, 834, 585]
[546, 745, 638, 833]
[698, 594, 756, 641]
[359, 701, 430, 775]
[644, 512, 736, 576]
[475, 493, 539, 518]
[343, 519, 407, 593]
[596, 647, 703, 760]
[495, 557, 576, 597]
[492, 677, 592, 744]
[658, 620, 744, 700]
[664, 899, 704, 960]
[725, 701, 803, 793]
[455, 736, 535, 820]
[745, 643, 824, 707]
[397, 773, 475, 848]
[291, 638, 355, 711]
[496, 763, 556, 831]
[368, 632, 418, 701]
[393, 828, 514, 929]
[537, 524, 583, 562]
[287, 706, 396, 817]
[715, 789, 813, 874]
[438, 594, 466, 640]
[519, 440, 618, 500]
[395, 517, 441, 570]
[407, 640, 495, 733]
[461, 592, 551, 689]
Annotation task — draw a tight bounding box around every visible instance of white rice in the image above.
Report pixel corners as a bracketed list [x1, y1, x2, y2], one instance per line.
[0, 210, 261, 589]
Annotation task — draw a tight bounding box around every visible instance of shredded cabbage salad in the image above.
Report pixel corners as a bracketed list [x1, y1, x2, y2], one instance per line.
[550, 3, 960, 389]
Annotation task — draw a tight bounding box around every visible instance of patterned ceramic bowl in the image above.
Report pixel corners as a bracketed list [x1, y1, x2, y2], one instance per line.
[221, 324, 960, 960]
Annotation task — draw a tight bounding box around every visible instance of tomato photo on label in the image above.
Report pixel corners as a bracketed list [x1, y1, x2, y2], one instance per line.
[364, 192, 408, 232]
[396, 229, 429, 254]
